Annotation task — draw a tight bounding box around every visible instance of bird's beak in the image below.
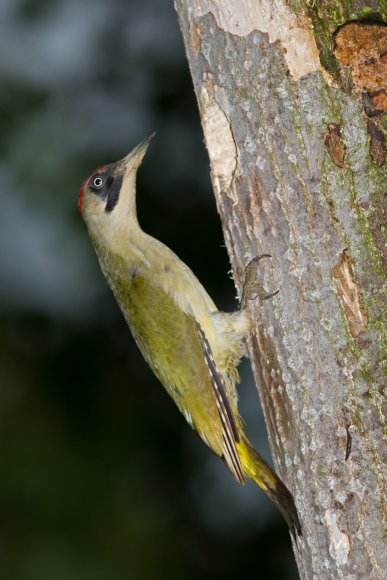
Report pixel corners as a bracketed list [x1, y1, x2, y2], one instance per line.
[119, 133, 155, 173]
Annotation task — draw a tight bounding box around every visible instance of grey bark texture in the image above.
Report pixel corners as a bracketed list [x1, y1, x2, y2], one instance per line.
[175, 2, 386, 579]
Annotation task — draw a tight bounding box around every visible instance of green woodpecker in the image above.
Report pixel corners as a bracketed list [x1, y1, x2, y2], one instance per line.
[78, 136, 302, 539]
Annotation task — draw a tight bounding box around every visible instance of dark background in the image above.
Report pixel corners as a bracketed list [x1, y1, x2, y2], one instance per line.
[0, 1, 298, 578]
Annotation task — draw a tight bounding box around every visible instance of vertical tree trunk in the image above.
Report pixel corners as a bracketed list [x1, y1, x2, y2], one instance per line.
[175, 2, 386, 578]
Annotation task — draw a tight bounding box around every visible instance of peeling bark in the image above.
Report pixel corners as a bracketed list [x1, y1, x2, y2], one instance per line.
[175, 1, 386, 579]
[323, 123, 346, 168]
[334, 22, 387, 95]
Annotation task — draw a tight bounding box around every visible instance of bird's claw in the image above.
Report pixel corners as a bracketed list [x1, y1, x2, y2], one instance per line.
[240, 254, 279, 309]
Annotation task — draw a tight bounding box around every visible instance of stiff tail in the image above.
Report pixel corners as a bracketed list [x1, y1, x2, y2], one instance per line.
[236, 436, 302, 541]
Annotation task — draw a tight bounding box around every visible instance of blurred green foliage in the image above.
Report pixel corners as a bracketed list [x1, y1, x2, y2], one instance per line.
[0, 1, 298, 578]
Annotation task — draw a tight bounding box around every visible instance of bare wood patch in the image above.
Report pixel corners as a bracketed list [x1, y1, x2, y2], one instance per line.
[199, 78, 238, 203]
[191, 0, 324, 80]
[332, 251, 368, 337]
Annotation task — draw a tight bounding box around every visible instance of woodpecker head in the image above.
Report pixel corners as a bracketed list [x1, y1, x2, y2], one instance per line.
[78, 134, 155, 229]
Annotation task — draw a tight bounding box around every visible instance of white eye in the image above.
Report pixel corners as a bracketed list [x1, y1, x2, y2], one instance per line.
[92, 176, 104, 189]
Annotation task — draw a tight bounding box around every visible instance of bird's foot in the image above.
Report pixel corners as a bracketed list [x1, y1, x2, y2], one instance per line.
[240, 255, 279, 309]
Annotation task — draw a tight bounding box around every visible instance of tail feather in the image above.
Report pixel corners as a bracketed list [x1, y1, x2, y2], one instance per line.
[237, 437, 302, 541]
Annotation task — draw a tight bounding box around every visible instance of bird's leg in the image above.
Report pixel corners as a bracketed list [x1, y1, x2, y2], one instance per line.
[240, 255, 279, 310]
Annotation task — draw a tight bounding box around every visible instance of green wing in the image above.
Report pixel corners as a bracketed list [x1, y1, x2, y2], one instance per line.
[114, 273, 244, 481]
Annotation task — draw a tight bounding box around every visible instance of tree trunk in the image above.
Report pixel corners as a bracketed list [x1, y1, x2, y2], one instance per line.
[175, 2, 386, 578]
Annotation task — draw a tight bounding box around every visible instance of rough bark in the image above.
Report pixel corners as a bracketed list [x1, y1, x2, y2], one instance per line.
[175, 2, 386, 579]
